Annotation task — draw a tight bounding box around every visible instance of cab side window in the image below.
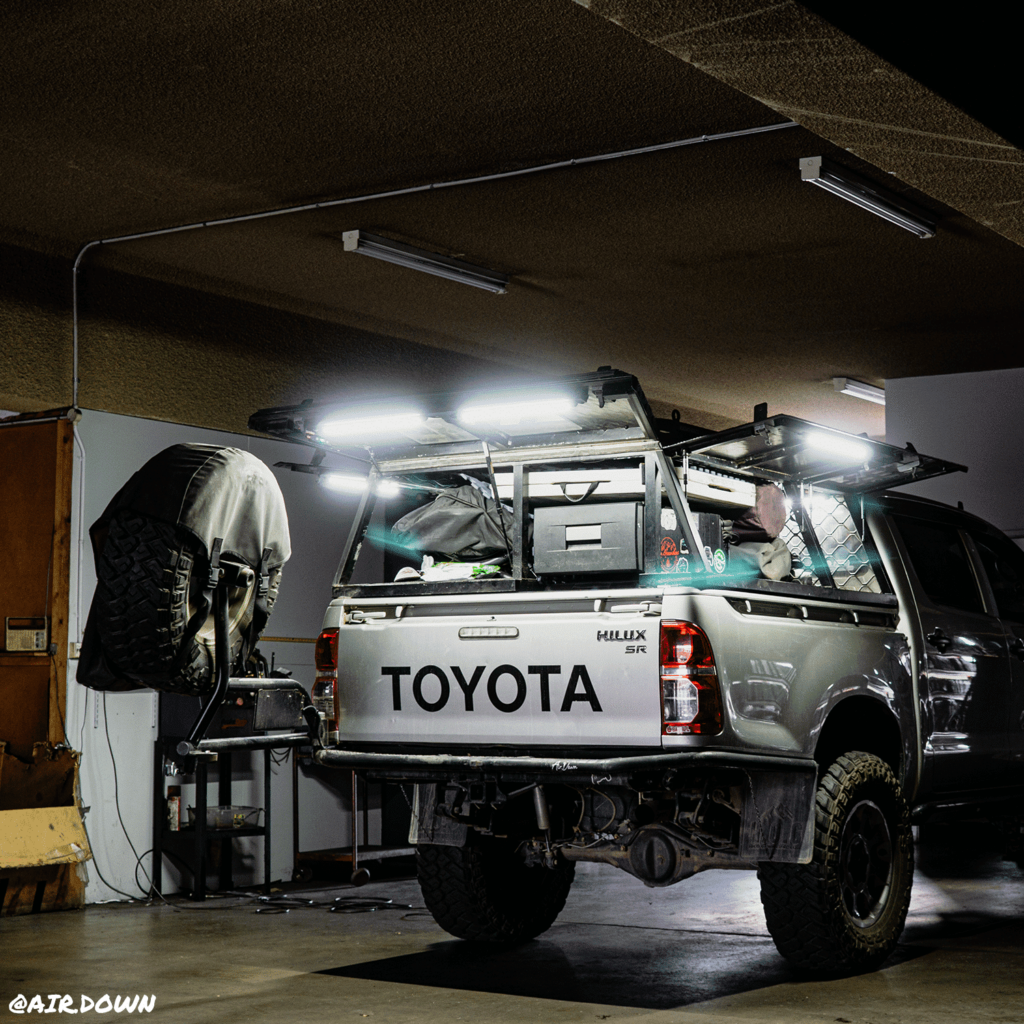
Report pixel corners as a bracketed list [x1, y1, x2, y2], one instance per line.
[971, 533, 1024, 625]
[892, 515, 984, 615]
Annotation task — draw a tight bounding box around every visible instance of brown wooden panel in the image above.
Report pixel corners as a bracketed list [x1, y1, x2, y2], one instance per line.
[0, 417, 74, 753]
[0, 420, 58, 629]
[0, 663, 51, 759]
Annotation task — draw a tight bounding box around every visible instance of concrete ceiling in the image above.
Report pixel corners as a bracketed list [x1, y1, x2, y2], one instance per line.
[2, 0, 1022, 438]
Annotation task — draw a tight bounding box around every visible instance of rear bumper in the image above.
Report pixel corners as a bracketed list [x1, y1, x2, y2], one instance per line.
[315, 746, 818, 864]
[313, 745, 814, 779]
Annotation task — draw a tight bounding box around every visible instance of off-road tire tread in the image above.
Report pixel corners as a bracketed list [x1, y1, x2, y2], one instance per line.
[95, 510, 278, 695]
[758, 751, 913, 972]
[416, 838, 574, 943]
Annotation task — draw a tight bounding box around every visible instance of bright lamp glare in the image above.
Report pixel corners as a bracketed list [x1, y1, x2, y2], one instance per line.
[375, 479, 401, 499]
[806, 432, 873, 463]
[320, 472, 369, 495]
[320, 473, 403, 498]
[316, 411, 423, 440]
[458, 395, 574, 427]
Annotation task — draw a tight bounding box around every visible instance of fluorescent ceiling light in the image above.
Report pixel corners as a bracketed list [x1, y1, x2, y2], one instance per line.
[805, 431, 873, 464]
[800, 156, 936, 239]
[458, 395, 575, 427]
[833, 377, 886, 406]
[316, 410, 424, 441]
[342, 230, 509, 294]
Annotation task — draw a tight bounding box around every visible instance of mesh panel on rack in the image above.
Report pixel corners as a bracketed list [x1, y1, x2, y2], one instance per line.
[779, 494, 881, 593]
[779, 517, 816, 587]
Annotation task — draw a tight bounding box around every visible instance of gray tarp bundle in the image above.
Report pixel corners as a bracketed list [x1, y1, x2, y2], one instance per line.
[725, 484, 792, 581]
[392, 485, 513, 561]
[77, 444, 291, 692]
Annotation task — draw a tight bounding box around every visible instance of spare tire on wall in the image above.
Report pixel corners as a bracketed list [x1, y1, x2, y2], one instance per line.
[78, 444, 290, 695]
[93, 510, 283, 695]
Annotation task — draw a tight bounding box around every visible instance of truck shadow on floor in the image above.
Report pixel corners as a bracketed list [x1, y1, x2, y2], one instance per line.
[318, 926, 930, 1009]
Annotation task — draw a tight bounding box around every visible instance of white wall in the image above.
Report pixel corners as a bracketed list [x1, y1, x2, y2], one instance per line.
[67, 410, 373, 902]
[885, 367, 1024, 539]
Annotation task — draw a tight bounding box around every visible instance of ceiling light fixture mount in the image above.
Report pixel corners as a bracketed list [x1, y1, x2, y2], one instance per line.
[800, 156, 937, 239]
[342, 230, 509, 294]
[833, 377, 886, 406]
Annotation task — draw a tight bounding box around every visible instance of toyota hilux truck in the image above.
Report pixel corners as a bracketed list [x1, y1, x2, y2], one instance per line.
[250, 368, 1024, 973]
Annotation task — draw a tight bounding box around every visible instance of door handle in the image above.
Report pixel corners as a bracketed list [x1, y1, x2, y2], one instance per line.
[926, 628, 953, 653]
[1009, 636, 1024, 661]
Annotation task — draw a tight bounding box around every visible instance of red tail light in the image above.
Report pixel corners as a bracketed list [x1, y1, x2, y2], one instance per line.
[660, 621, 722, 736]
[314, 628, 338, 672]
[313, 627, 339, 731]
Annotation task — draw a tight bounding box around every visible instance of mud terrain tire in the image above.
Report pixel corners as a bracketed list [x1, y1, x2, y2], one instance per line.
[94, 510, 280, 695]
[416, 836, 575, 943]
[758, 751, 913, 972]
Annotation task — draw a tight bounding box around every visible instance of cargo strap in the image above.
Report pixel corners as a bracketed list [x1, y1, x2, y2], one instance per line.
[172, 536, 223, 673]
[239, 546, 274, 669]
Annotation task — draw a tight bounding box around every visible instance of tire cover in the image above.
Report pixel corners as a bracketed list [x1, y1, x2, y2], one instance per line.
[78, 444, 291, 692]
[88, 443, 291, 569]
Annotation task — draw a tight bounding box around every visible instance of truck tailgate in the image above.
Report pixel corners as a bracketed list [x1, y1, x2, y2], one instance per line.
[333, 597, 662, 747]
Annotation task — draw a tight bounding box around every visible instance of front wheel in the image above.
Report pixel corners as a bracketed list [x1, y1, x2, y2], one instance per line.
[416, 836, 574, 943]
[758, 751, 913, 972]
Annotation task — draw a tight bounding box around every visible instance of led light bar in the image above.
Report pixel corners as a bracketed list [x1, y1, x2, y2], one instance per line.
[805, 431, 873, 464]
[316, 410, 424, 441]
[833, 377, 886, 406]
[458, 394, 575, 427]
[800, 156, 936, 239]
[319, 472, 401, 498]
[342, 230, 509, 294]
[319, 472, 368, 494]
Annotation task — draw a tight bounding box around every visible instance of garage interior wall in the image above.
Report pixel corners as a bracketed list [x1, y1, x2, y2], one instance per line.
[65, 410, 375, 902]
[885, 367, 1024, 542]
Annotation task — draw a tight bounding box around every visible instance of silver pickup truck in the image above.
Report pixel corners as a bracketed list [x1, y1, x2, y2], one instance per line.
[251, 367, 1024, 973]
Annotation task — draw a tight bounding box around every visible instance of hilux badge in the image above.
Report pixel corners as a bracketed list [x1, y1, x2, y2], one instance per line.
[596, 629, 646, 642]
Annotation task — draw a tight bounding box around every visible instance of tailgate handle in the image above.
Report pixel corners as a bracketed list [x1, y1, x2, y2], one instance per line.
[348, 610, 387, 623]
[608, 602, 662, 616]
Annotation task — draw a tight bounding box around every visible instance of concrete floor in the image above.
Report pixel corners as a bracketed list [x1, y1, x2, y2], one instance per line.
[3, 827, 1023, 1024]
